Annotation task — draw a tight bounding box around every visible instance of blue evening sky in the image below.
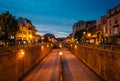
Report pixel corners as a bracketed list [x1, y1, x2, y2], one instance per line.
[0, 0, 120, 37]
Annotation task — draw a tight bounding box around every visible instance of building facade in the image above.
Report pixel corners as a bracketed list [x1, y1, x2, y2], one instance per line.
[107, 4, 120, 44]
[16, 17, 39, 45]
[72, 4, 120, 45]
[72, 21, 84, 36]
[101, 15, 109, 43]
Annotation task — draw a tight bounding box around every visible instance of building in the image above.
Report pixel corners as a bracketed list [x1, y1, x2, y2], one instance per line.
[101, 15, 108, 43]
[72, 20, 96, 36]
[72, 21, 84, 36]
[72, 4, 120, 45]
[72, 20, 96, 43]
[85, 20, 96, 43]
[16, 17, 39, 45]
[106, 4, 120, 44]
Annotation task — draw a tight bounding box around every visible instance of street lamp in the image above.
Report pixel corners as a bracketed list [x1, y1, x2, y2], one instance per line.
[88, 33, 91, 37]
[83, 32, 86, 43]
[59, 51, 63, 56]
[41, 36, 44, 43]
[18, 49, 25, 58]
[83, 32, 86, 34]
[87, 33, 91, 43]
[59, 43, 62, 48]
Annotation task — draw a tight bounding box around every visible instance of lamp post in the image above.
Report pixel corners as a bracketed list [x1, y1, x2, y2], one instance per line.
[41, 36, 44, 43]
[83, 32, 86, 43]
[10, 35, 15, 45]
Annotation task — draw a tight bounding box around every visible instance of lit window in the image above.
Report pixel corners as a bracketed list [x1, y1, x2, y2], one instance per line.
[113, 27, 119, 34]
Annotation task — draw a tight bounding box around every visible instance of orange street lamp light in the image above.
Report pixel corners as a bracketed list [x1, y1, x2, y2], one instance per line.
[59, 51, 63, 56]
[83, 32, 86, 34]
[88, 33, 91, 37]
[18, 49, 25, 58]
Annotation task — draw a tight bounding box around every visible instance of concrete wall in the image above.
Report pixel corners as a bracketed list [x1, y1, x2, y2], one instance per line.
[66, 43, 120, 81]
[0, 43, 53, 81]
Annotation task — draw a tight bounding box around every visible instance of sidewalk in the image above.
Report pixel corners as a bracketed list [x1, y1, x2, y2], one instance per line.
[22, 49, 60, 81]
[62, 48, 100, 81]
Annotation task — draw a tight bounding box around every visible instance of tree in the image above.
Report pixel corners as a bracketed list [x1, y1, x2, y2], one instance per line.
[0, 11, 19, 45]
[43, 33, 55, 42]
[74, 30, 89, 42]
[74, 30, 83, 42]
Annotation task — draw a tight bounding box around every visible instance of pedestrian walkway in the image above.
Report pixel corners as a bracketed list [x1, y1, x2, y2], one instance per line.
[22, 49, 60, 81]
[22, 47, 100, 81]
[62, 48, 100, 81]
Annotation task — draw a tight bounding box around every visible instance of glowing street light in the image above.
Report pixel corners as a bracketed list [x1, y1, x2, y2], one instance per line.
[47, 44, 49, 48]
[18, 49, 25, 58]
[59, 51, 63, 56]
[74, 45, 77, 49]
[59, 43, 62, 48]
[41, 46, 44, 49]
[88, 33, 91, 37]
[83, 32, 86, 34]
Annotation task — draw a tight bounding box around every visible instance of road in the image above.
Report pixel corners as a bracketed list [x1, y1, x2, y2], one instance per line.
[22, 47, 100, 81]
[22, 49, 60, 81]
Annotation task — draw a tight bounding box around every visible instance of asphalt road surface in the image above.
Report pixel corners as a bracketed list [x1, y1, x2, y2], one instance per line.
[22, 47, 100, 81]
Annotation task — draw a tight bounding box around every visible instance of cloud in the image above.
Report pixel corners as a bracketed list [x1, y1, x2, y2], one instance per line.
[0, 0, 76, 38]
[35, 24, 72, 37]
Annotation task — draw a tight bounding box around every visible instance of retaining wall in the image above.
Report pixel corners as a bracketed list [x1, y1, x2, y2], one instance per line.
[0, 43, 53, 81]
[66, 43, 120, 81]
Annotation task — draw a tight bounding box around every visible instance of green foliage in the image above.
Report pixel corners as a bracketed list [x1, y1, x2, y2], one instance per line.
[0, 11, 19, 41]
[74, 30, 90, 41]
[43, 33, 55, 42]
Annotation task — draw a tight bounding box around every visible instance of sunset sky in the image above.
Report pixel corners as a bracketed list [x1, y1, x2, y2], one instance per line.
[0, 0, 119, 37]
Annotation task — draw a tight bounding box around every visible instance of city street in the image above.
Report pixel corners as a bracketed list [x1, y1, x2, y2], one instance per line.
[22, 47, 100, 81]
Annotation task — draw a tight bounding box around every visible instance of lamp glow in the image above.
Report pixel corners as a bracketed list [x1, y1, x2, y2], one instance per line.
[59, 51, 63, 56]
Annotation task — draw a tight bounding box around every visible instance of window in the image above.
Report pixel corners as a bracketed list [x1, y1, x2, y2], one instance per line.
[113, 27, 119, 34]
[114, 17, 118, 24]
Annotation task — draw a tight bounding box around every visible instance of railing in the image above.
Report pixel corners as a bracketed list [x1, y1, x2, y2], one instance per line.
[76, 43, 120, 52]
[0, 43, 54, 81]
[0, 43, 51, 55]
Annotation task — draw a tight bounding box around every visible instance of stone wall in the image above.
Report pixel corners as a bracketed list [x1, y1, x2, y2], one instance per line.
[0, 43, 53, 81]
[66, 43, 120, 81]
